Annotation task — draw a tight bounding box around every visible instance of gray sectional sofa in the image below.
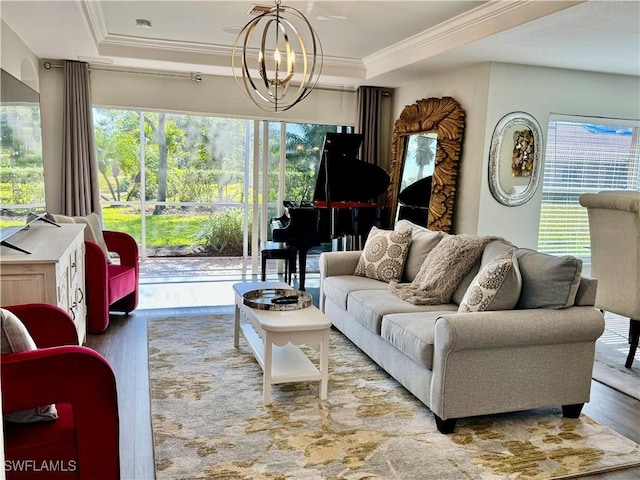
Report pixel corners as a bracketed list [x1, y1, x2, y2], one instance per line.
[319, 220, 605, 433]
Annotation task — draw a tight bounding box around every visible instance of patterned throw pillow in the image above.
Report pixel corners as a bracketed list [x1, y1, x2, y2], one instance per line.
[354, 227, 412, 283]
[458, 249, 521, 312]
[1, 308, 59, 423]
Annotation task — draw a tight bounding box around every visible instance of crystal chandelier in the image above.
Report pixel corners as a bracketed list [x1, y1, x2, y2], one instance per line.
[232, 0, 323, 112]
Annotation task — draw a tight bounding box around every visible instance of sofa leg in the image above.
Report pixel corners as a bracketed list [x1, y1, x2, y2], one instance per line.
[434, 415, 457, 434]
[562, 403, 584, 418]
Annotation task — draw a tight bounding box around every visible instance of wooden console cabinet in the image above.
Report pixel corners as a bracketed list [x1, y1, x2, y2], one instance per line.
[0, 223, 87, 343]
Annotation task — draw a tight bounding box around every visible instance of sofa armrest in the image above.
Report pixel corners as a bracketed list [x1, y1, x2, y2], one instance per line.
[430, 306, 605, 421]
[320, 251, 362, 278]
[434, 306, 605, 353]
[3, 303, 79, 347]
[104, 230, 139, 267]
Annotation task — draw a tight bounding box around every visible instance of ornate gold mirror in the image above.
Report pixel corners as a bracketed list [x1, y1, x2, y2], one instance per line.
[387, 97, 465, 232]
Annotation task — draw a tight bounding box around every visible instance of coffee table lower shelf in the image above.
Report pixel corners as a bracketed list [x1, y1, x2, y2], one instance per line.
[233, 280, 330, 405]
[240, 324, 323, 384]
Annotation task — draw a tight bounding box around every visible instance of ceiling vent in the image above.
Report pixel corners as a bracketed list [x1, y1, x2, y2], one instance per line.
[247, 5, 273, 16]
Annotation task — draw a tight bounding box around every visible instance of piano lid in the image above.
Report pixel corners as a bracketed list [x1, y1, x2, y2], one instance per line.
[313, 132, 391, 203]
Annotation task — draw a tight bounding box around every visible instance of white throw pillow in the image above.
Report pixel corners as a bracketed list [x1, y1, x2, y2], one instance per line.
[458, 249, 522, 312]
[49, 212, 111, 262]
[354, 227, 412, 283]
[1, 308, 58, 423]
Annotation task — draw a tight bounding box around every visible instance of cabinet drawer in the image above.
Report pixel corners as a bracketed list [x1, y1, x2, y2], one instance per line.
[1, 272, 52, 305]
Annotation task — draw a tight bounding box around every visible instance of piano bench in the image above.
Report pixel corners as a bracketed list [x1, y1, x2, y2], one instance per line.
[261, 242, 297, 284]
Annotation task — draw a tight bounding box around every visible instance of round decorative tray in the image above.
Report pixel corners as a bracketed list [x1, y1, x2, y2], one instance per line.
[243, 288, 312, 311]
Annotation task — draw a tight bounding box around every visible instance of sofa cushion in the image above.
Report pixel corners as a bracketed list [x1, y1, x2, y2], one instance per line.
[4, 403, 77, 470]
[354, 227, 412, 282]
[395, 220, 446, 282]
[574, 277, 598, 306]
[458, 249, 521, 312]
[323, 275, 388, 310]
[451, 263, 480, 305]
[347, 290, 457, 334]
[381, 312, 444, 370]
[481, 239, 516, 264]
[107, 264, 138, 305]
[1, 308, 58, 423]
[515, 249, 583, 309]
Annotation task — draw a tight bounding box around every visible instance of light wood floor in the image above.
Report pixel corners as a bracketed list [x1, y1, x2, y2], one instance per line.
[87, 274, 640, 480]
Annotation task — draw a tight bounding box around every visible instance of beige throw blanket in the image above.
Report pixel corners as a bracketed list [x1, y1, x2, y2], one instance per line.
[389, 234, 501, 305]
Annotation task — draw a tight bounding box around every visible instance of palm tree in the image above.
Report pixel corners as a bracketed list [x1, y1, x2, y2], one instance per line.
[411, 134, 436, 180]
[282, 124, 338, 201]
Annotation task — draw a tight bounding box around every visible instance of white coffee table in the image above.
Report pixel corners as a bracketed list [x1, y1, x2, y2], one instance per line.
[233, 282, 331, 405]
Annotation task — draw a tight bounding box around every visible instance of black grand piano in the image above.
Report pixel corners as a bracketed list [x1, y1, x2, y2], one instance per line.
[272, 132, 391, 290]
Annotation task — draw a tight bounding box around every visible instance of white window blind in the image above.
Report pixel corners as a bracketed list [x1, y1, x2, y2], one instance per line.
[538, 115, 640, 263]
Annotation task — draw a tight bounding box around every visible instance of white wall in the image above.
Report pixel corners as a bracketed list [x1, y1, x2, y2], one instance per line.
[394, 62, 640, 248]
[478, 63, 640, 248]
[91, 69, 358, 125]
[0, 21, 39, 90]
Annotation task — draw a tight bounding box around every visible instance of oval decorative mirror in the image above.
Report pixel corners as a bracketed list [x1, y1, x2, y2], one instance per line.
[488, 111, 543, 207]
[387, 97, 465, 233]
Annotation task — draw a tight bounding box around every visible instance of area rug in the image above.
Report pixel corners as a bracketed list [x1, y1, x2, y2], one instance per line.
[148, 310, 640, 480]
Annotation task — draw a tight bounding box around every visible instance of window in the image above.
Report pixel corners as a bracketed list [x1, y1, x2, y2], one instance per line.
[0, 70, 45, 227]
[538, 115, 640, 263]
[93, 108, 352, 261]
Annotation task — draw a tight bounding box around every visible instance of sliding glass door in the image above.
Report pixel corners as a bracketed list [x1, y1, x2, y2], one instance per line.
[93, 107, 352, 269]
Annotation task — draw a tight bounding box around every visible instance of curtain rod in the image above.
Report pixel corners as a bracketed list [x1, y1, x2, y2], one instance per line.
[43, 61, 202, 82]
[42, 61, 368, 94]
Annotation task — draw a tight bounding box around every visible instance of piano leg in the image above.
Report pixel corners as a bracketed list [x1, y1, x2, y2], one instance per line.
[297, 249, 308, 291]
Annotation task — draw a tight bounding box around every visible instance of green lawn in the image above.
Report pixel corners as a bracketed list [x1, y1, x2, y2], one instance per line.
[538, 203, 590, 256]
[101, 206, 207, 247]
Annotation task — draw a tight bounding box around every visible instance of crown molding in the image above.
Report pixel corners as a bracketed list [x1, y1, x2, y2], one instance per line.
[102, 34, 233, 56]
[97, 33, 364, 82]
[363, 0, 584, 79]
[81, 0, 108, 47]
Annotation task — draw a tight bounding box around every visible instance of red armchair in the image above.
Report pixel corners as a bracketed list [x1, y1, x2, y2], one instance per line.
[85, 230, 139, 334]
[2, 303, 120, 480]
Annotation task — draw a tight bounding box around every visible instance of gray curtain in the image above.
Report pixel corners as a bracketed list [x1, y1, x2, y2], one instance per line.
[62, 60, 101, 216]
[356, 86, 385, 166]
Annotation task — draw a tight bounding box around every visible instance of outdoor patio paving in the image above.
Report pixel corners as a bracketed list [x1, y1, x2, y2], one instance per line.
[138, 255, 321, 279]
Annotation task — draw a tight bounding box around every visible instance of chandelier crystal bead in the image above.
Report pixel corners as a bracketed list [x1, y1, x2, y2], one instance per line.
[232, 0, 323, 112]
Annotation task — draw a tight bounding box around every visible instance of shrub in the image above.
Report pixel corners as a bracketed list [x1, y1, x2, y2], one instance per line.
[195, 208, 249, 255]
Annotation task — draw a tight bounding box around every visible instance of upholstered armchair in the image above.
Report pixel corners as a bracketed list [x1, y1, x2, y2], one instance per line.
[579, 190, 640, 368]
[85, 230, 139, 334]
[2, 303, 120, 479]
